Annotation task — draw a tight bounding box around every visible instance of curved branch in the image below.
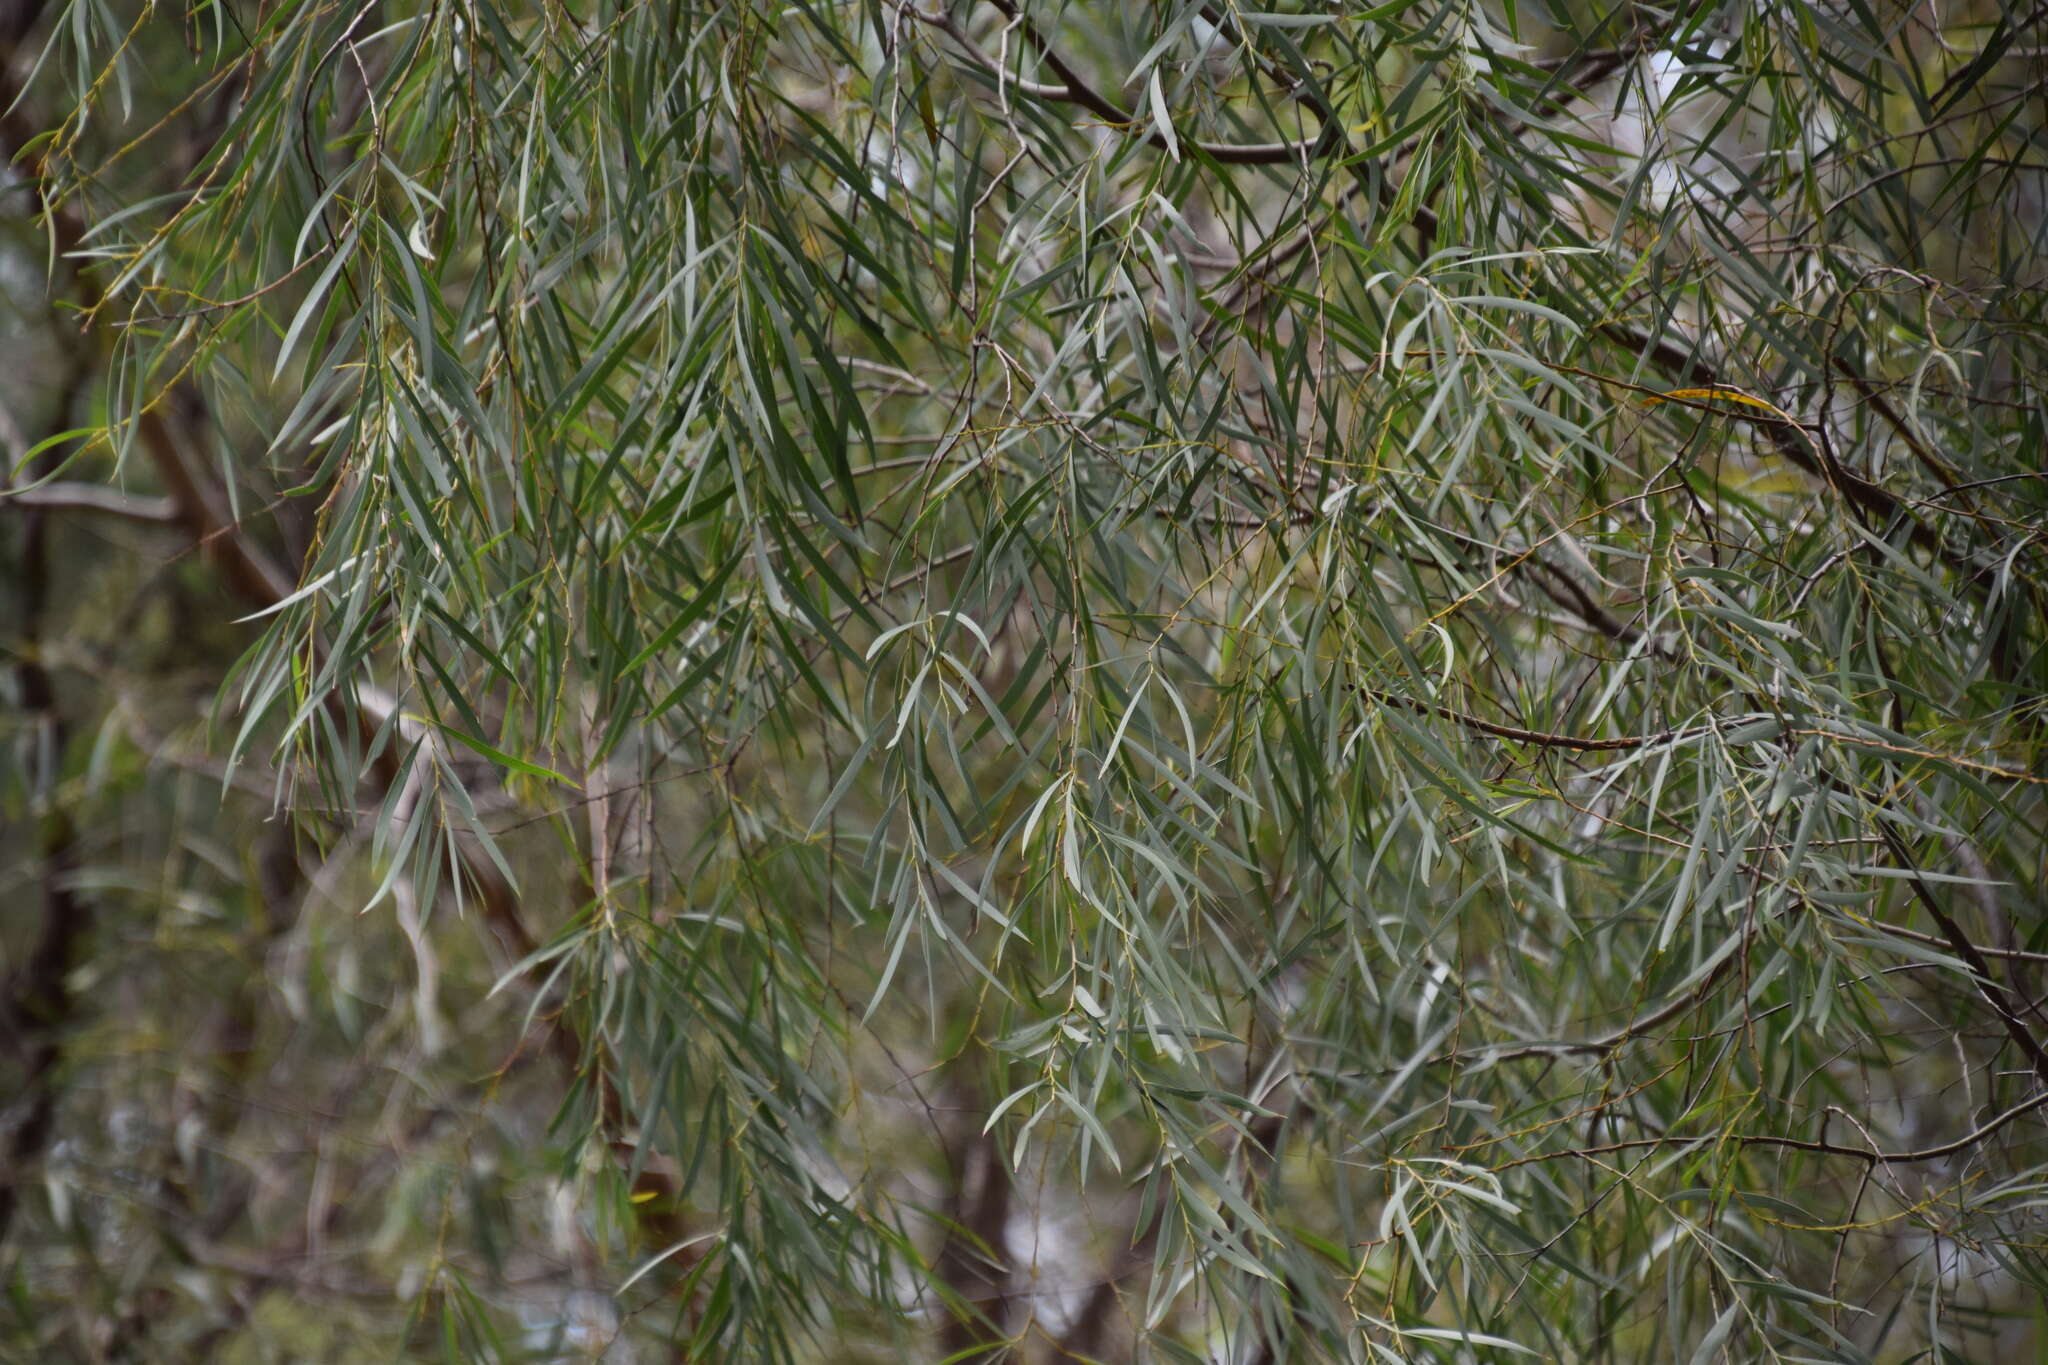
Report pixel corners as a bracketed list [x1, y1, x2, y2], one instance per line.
[1501, 1089, 2048, 1170]
[1362, 687, 2045, 784]
[0, 483, 180, 522]
[1877, 821, 2048, 1092]
[908, 2, 1337, 166]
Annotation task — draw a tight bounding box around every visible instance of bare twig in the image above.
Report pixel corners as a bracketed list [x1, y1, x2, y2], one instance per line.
[906, 2, 1336, 166]
[2, 482, 180, 522]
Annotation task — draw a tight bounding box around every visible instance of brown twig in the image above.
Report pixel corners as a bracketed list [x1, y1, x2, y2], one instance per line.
[1360, 685, 1695, 752]
[1360, 686, 2045, 784]
[1876, 822, 2048, 1093]
[908, 1, 1337, 167]
[1490, 1086, 2048, 1170]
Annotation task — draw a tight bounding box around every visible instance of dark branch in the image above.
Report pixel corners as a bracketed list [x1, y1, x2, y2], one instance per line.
[909, 2, 1337, 166]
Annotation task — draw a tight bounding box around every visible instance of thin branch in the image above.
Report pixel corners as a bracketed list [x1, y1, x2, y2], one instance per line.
[1494, 1087, 2048, 1169]
[1465, 958, 1737, 1066]
[2, 483, 180, 522]
[1361, 686, 1699, 752]
[1876, 821, 2048, 1092]
[1361, 687, 2047, 784]
[1874, 921, 2048, 964]
[907, 2, 1335, 166]
[1597, 323, 1974, 574]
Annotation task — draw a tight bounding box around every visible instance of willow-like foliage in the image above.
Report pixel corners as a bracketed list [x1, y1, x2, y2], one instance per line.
[4, 0, 2047, 1359]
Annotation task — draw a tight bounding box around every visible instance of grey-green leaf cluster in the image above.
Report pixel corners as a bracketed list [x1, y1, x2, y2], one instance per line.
[6, 0, 2047, 1359]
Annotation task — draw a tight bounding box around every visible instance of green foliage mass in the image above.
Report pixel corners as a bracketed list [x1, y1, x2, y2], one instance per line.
[2, 0, 2046, 1360]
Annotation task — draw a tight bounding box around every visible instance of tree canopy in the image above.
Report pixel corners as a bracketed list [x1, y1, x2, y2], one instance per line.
[3, 0, 2046, 1359]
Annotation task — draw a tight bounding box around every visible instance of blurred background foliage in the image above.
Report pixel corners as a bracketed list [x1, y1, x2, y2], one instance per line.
[2, 0, 2046, 1359]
